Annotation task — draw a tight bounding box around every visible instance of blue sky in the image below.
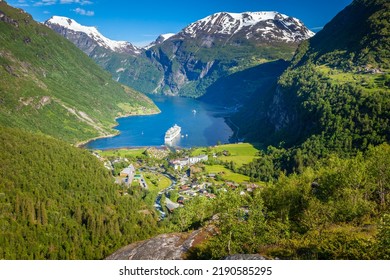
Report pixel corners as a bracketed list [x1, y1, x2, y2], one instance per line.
[8, 0, 353, 46]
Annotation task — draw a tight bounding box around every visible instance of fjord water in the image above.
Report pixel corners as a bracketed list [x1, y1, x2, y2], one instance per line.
[85, 95, 234, 149]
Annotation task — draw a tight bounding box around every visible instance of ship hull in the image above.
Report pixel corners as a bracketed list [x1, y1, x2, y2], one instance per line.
[164, 125, 181, 144]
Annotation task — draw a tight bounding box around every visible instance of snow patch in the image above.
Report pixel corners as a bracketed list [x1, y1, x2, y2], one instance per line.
[182, 11, 315, 42]
[143, 33, 177, 49]
[160, 33, 176, 41]
[46, 16, 139, 53]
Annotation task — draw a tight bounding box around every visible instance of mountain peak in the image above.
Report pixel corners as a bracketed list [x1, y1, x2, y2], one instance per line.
[45, 16, 140, 54]
[181, 11, 315, 43]
[46, 16, 99, 35]
[144, 33, 176, 49]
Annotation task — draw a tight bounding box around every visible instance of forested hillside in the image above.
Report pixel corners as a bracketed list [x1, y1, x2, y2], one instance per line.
[233, 0, 390, 168]
[0, 2, 157, 143]
[0, 126, 160, 259]
[179, 143, 390, 259]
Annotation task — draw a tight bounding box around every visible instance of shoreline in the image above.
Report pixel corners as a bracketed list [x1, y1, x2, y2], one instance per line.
[75, 108, 161, 149]
[76, 96, 242, 150]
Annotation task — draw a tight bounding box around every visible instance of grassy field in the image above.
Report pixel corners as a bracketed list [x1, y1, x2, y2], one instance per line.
[192, 143, 260, 167]
[204, 165, 251, 183]
[316, 65, 389, 92]
[96, 148, 146, 158]
[143, 172, 172, 191]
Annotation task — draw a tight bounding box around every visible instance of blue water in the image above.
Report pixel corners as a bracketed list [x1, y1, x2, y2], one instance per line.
[85, 95, 234, 149]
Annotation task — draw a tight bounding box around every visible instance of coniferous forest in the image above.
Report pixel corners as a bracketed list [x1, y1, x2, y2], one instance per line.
[0, 126, 160, 259]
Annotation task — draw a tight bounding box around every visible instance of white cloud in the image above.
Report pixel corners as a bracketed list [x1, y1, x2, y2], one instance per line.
[14, 0, 30, 7]
[60, 0, 93, 4]
[12, 0, 93, 7]
[33, 0, 56, 6]
[73, 7, 94, 16]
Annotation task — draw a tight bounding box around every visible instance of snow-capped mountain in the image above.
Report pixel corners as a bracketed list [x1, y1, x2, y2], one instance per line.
[179, 11, 314, 44]
[144, 33, 176, 49]
[44, 16, 140, 55]
[46, 11, 315, 97]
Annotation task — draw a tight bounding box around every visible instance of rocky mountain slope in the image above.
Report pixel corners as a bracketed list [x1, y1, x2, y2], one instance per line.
[144, 33, 176, 49]
[46, 11, 314, 97]
[177, 11, 314, 44]
[0, 2, 157, 143]
[45, 16, 140, 56]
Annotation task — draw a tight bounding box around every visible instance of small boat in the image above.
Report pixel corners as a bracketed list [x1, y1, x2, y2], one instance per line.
[192, 109, 197, 114]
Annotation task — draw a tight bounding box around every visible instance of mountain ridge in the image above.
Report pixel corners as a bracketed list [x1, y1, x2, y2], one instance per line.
[45, 16, 141, 55]
[45, 10, 314, 97]
[178, 11, 314, 44]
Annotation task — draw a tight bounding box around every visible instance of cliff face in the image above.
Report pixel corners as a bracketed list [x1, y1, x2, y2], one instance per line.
[267, 86, 295, 132]
[48, 24, 98, 55]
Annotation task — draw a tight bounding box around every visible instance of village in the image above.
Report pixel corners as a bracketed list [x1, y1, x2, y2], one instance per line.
[92, 143, 261, 219]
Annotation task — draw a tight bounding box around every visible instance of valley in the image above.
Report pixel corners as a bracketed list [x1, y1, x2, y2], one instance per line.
[85, 94, 235, 149]
[1, 0, 390, 261]
[45, 11, 313, 98]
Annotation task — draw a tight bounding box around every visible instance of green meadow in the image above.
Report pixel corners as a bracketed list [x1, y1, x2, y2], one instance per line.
[192, 143, 260, 167]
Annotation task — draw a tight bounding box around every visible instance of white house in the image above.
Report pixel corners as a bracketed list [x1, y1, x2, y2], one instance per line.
[170, 154, 208, 170]
[119, 164, 135, 186]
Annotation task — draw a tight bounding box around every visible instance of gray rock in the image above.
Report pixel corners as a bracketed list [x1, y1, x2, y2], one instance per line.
[224, 254, 269, 260]
[106, 227, 213, 260]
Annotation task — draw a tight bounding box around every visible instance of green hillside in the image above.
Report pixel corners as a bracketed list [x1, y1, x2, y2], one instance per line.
[233, 0, 390, 163]
[188, 143, 390, 260]
[0, 2, 158, 143]
[0, 126, 160, 259]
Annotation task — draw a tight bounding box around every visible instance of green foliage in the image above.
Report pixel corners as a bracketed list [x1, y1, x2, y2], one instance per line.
[0, 126, 160, 259]
[376, 214, 390, 259]
[189, 143, 390, 259]
[167, 196, 214, 232]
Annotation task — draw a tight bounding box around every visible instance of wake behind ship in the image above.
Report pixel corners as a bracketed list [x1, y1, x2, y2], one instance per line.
[164, 124, 181, 144]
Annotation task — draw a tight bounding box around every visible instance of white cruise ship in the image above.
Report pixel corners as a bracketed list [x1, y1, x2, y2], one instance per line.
[164, 124, 181, 143]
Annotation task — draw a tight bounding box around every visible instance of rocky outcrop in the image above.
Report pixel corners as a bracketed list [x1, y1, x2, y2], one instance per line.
[106, 226, 215, 260]
[105, 226, 271, 260]
[0, 9, 18, 27]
